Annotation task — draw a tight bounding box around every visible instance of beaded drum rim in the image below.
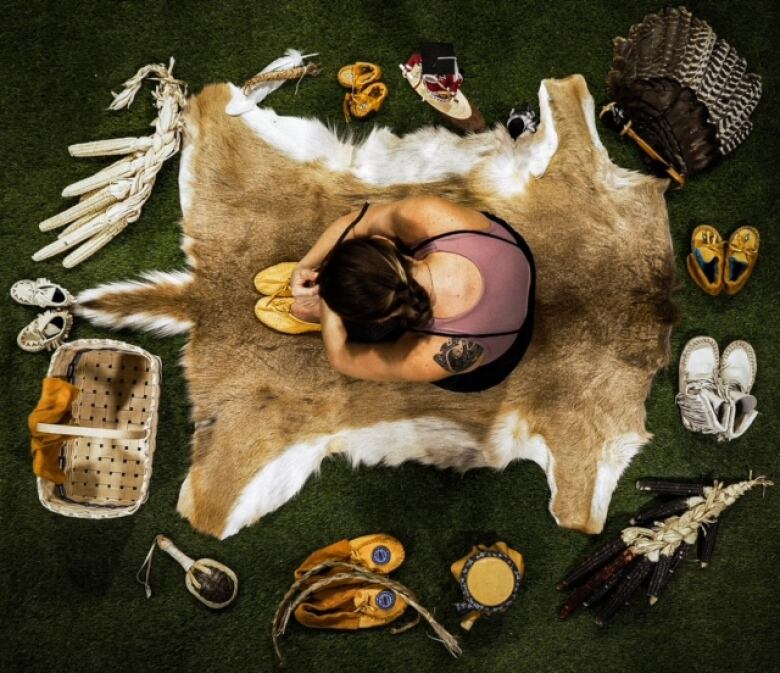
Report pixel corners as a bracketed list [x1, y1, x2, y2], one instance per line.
[455, 550, 523, 616]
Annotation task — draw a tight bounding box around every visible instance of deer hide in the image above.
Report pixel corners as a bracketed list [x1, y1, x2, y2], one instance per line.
[77, 74, 676, 539]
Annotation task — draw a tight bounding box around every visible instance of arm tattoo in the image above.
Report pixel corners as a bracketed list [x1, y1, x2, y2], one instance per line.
[433, 338, 484, 374]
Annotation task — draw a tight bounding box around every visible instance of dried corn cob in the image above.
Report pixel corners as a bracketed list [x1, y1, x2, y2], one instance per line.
[646, 552, 672, 605]
[558, 549, 636, 620]
[38, 185, 119, 232]
[595, 557, 653, 626]
[668, 542, 690, 574]
[582, 566, 629, 608]
[630, 496, 700, 525]
[698, 519, 720, 568]
[635, 479, 706, 497]
[556, 537, 627, 591]
[68, 136, 153, 157]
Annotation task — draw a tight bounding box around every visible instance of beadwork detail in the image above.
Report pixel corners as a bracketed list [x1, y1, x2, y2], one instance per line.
[371, 545, 391, 566]
[375, 589, 396, 610]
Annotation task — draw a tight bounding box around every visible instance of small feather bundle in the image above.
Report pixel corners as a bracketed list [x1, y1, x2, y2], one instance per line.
[225, 49, 320, 116]
[557, 476, 772, 625]
[603, 6, 762, 184]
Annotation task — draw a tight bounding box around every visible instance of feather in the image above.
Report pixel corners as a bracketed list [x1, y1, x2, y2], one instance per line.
[719, 73, 762, 151]
[666, 8, 693, 82]
[604, 6, 761, 177]
[677, 15, 717, 90]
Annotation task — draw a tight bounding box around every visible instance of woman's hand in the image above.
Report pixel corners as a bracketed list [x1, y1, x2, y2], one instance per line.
[291, 266, 319, 298]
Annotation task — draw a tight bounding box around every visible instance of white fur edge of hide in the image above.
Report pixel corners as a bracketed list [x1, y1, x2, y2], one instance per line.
[178, 138, 198, 268]
[215, 413, 564, 539]
[589, 432, 648, 527]
[74, 270, 194, 336]
[178, 140, 196, 220]
[475, 83, 559, 197]
[488, 411, 560, 524]
[228, 81, 560, 197]
[579, 92, 655, 190]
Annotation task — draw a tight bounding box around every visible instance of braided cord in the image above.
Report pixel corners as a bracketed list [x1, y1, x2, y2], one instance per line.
[622, 477, 773, 561]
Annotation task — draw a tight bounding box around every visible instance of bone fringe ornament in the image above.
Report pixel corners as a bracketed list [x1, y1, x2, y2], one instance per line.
[557, 475, 772, 624]
[137, 534, 238, 609]
[34, 59, 187, 268]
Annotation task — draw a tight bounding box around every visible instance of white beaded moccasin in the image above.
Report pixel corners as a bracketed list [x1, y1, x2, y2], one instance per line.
[675, 336, 728, 437]
[718, 340, 758, 440]
[10, 278, 74, 308]
[17, 310, 74, 353]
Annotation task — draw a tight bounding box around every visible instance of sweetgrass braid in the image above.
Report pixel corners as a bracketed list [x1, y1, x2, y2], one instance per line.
[271, 560, 461, 664]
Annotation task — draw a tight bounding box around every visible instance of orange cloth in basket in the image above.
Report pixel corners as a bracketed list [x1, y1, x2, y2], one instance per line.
[27, 377, 79, 484]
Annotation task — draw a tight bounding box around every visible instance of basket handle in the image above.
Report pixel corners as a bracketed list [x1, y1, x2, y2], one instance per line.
[35, 422, 147, 440]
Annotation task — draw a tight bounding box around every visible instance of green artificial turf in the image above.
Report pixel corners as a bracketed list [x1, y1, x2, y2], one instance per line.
[1, 1, 778, 672]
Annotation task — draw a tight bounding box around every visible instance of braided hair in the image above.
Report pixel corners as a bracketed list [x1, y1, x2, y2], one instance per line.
[317, 238, 433, 330]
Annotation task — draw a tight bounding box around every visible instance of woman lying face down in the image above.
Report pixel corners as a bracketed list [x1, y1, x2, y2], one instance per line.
[280, 196, 535, 390]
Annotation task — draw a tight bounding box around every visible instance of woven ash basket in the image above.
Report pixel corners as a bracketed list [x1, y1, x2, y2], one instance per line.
[36, 339, 162, 518]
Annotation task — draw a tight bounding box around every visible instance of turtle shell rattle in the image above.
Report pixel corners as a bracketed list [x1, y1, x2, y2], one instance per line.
[137, 534, 238, 609]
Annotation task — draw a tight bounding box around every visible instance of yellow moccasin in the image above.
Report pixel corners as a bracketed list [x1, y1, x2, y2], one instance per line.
[254, 261, 297, 296]
[255, 296, 321, 334]
[724, 226, 759, 295]
[687, 225, 725, 296]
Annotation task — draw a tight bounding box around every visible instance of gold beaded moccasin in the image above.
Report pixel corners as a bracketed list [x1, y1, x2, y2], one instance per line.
[343, 82, 388, 122]
[724, 226, 759, 295]
[337, 62, 383, 90]
[687, 225, 725, 295]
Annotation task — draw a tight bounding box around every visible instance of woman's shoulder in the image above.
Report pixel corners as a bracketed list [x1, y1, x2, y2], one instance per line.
[393, 196, 491, 243]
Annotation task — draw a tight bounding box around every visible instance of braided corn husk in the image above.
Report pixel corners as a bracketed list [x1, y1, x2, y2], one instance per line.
[34, 58, 187, 266]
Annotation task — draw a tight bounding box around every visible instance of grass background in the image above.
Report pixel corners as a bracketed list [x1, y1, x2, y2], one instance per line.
[1, 1, 778, 671]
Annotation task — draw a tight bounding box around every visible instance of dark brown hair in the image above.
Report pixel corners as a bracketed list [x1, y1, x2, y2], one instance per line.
[317, 238, 432, 330]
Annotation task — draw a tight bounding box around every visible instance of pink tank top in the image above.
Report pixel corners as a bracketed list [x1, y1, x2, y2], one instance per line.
[411, 221, 533, 365]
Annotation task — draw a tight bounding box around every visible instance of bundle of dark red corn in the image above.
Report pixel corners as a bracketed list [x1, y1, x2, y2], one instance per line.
[557, 476, 772, 626]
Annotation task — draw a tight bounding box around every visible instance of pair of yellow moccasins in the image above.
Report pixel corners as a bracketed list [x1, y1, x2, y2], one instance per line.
[254, 262, 321, 334]
[292, 534, 408, 630]
[687, 225, 759, 296]
[338, 62, 388, 122]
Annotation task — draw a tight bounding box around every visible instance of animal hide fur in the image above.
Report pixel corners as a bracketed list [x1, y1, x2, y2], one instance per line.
[77, 74, 677, 539]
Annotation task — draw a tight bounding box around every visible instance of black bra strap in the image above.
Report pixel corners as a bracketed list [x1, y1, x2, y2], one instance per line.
[334, 202, 370, 247]
[319, 202, 370, 269]
[408, 227, 522, 254]
[410, 326, 524, 338]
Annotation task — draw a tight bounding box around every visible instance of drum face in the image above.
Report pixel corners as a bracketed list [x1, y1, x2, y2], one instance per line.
[465, 557, 517, 607]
